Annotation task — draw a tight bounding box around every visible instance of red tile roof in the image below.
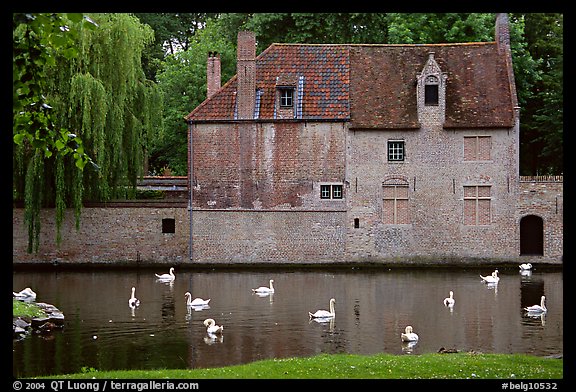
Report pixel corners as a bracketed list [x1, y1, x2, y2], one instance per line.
[186, 41, 515, 129]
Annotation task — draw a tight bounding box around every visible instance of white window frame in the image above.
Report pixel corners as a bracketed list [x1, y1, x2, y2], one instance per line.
[320, 183, 344, 200]
[387, 140, 405, 162]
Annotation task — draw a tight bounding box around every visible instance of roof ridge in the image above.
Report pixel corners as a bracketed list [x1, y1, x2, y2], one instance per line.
[270, 41, 496, 47]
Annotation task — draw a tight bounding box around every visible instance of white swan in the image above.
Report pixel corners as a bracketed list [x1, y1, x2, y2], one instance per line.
[480, 269, 500, 284]
[13, 287, 37, 301]
[155, 267, 175, 281]
[401, 325, 419, 342]
[443, 291, 455, 307]
[309, 298, 336, 319]
[524, 295, 547, 313]
[519, 263, 533, 270]
[185, 292, 211, 306]
[128, 287, 140, 308]
[252, 279, 274, 294]
[203, 318, 223, 334]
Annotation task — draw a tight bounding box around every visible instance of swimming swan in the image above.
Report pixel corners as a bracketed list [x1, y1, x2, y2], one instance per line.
[252, 279, 275, 294]
[203, 318, 223, 334]
[401, 325, 419, 342]
[13, 287, 37, 301]
[309, 298, 336, 319]
[519, 263, 533, 270]
[185, 292, 211, 306]
[524, 295, 547, 313]
[480, 269, 500, 284]
[443, 291, 455, 307]
[128, 287, 140, 308]
[155, 267, 175, 281]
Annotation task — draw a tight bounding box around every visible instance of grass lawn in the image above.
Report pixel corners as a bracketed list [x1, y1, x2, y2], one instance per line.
[38, 352, 562, 379]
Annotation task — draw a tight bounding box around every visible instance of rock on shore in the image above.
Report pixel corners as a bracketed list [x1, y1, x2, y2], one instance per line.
[13, 301, 65, 339]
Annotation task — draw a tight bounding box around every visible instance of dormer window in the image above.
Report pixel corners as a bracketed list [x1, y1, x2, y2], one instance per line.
[417, 52, 447, 125]
[275, 74, 303, 119]
[279, 88, 294, 107]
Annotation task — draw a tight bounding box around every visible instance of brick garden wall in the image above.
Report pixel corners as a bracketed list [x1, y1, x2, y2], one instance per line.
[12, 177, 562, 265]
[12, 205, 190, 265]
[190, 210, 346, 264]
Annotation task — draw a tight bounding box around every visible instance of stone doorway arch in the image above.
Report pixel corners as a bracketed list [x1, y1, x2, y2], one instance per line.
[520, 215, 544, 256]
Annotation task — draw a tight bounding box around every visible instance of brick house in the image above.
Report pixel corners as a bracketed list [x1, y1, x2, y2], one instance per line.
[185, 13, 563, 265]
[11, 14, 562, 266]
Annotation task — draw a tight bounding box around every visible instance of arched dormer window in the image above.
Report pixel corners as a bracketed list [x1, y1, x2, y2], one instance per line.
[417, 52, 447, 125]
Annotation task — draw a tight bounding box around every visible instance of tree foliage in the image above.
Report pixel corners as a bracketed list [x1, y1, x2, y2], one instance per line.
[13, 13, 162, 252]
[134, 13, 217, 81]
[151, 18, 235, 175]
[13, 13, 97, 252]
[519, 13, 563, 175]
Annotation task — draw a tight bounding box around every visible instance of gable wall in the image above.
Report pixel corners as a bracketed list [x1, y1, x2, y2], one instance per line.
[346, 120, 521, 263]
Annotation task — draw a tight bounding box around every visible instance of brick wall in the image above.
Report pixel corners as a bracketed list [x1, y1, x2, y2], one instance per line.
[346, 119, 524, 263]
[190, 210, 346, 263]
[12, 176, 562, 265]
[190, 121, 346, 210]
[13, 124, 562, 266]
[12, 206, 190, 265]
[518, 177, 563, 259]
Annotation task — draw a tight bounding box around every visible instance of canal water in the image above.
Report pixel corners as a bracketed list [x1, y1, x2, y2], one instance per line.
[12, 266, 563, 378]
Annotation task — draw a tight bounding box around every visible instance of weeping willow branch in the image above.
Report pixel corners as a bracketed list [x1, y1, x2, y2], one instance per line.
[14, 13, 162, 253]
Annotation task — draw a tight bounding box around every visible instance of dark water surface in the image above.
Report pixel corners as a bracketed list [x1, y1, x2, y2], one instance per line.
[12, 266, 563, 377]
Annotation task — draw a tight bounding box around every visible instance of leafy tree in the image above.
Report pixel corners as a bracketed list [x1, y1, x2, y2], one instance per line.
[244, 13, 389, 50]
[519, 13, 563, 175]
[13, 13, 162, 252]
[152, 18, 235, 175]
[386, 13, 495, 43]
[13, 13, 97, 252]
[134, 13, 218, 81]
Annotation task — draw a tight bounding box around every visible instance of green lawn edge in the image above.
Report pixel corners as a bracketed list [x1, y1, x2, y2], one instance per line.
[35, 352, 563, 379]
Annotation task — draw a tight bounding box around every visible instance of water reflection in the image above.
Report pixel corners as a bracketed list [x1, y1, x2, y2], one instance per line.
[401, 340, 418, 354]
[204, 333, 224, 345]
[13, 267, 563, 377]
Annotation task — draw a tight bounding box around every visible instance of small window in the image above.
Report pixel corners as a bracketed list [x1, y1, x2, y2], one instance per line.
[162, 218, 175, 234]
[320, 184, 344, 200]
[279, 88, 293, 107]
[354, 218, 360, 228]
[388, 141, 405, 162]
[332, 185, 343, 199]
[425, 84, 439, 105]
[424, 75, 439, 106]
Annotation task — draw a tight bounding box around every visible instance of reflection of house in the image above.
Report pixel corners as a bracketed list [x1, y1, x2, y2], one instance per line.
[185, 13, 562, 264]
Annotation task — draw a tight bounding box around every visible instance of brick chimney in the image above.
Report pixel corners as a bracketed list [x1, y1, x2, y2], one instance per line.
[495, 13, 519, 110]
[236, 31, 256, 120]
[495, 13, 510, 55]
[207, 51, 221, 99]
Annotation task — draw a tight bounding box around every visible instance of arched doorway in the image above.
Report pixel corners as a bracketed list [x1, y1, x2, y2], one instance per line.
[520, 215, 544, 255]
